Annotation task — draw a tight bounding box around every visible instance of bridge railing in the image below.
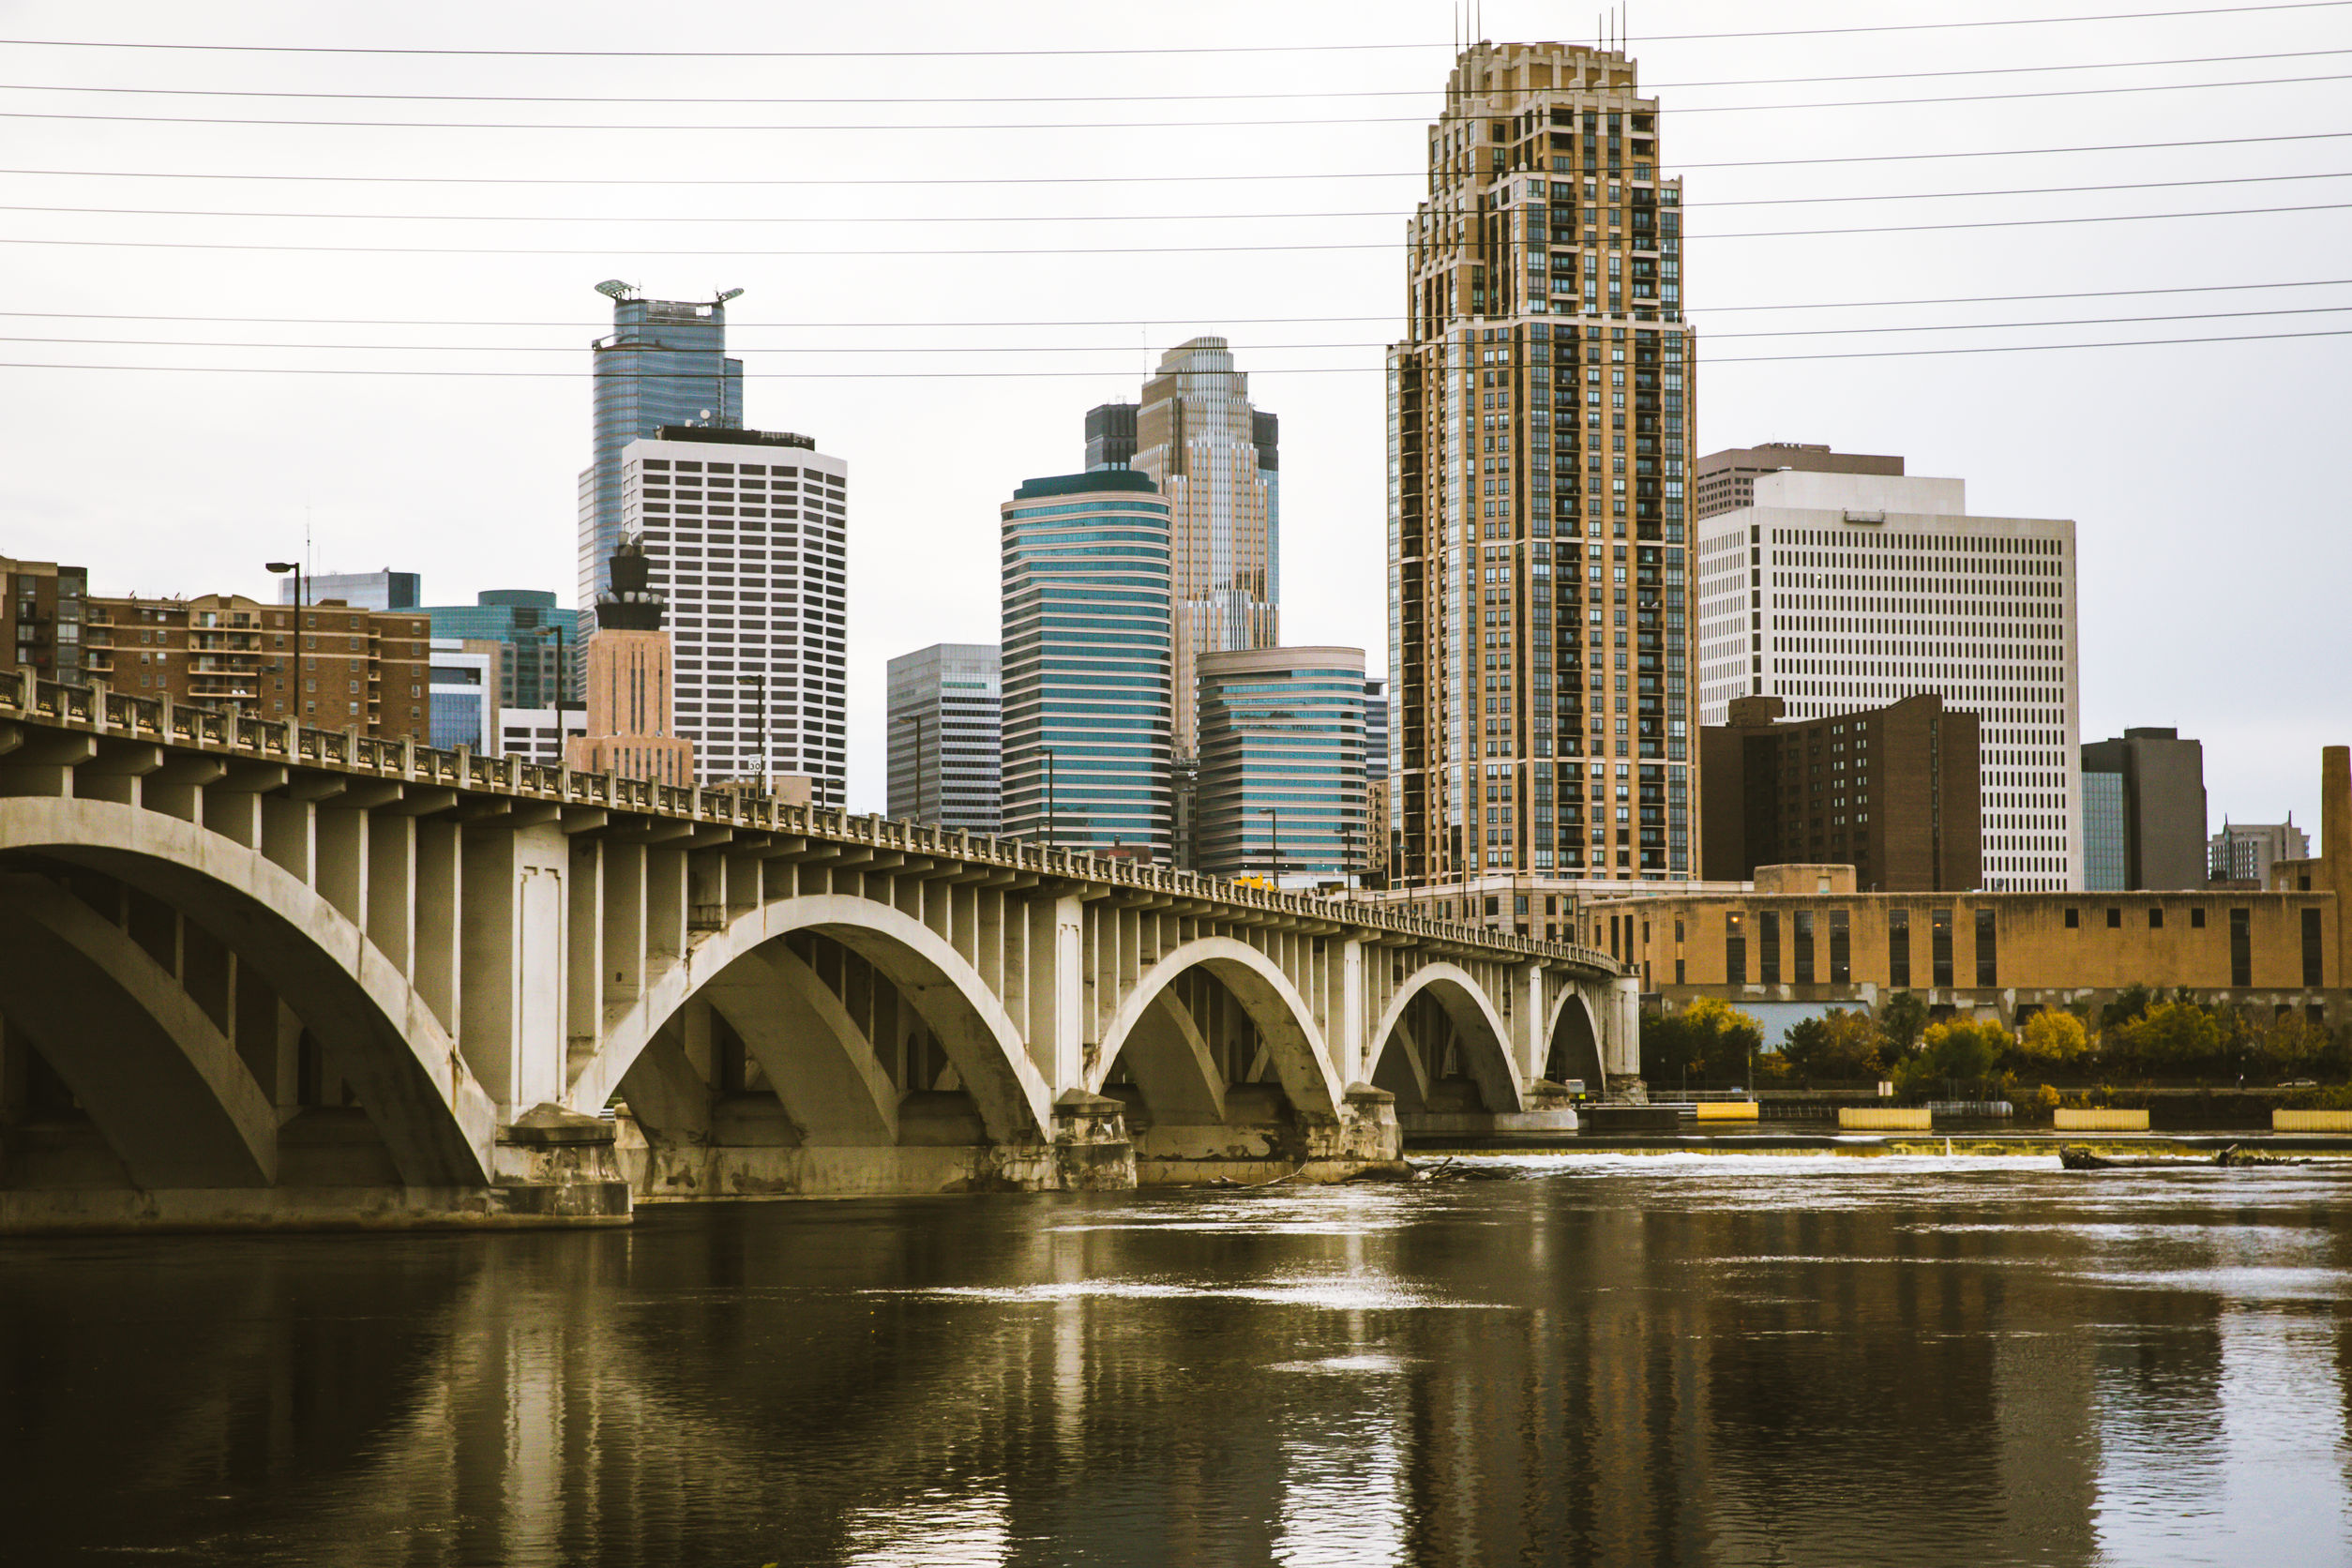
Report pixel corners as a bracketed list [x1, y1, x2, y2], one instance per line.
[4, 670, 1620, 974]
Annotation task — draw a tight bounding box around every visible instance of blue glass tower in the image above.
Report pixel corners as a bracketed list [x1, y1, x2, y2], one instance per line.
[1195, 647, 1367, 881]
[578, 284, 743, 609]
[1000, 472, 1174, 857]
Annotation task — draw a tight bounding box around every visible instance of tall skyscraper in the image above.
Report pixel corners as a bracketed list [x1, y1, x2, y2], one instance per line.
[567, 537, 694, 787]
[2080, 728, 2207, 890]
[1115, 338, 1280, 761]
[1083, 402, 1137, 471]
[1000, 472, 1174, 856]
[1695, 466, 2081, 891]
[886, 642, 1003, 832]
[1195, 647, 1367, 882]
[1388, 42, 1696, 891]
[619, 426, 848, 806]
[579, 283, 743, 610]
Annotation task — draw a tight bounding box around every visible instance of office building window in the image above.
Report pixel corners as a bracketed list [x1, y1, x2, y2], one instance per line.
[1889, 909, 1910, 989]
[2303, 908, 2324, 988]
[1932, 910, 1953, 988]
[1975, 908, 1998, 988]
[2230, 909, 2252, 988]
[1792, 910, 1815, 985]
[1726, 912, 1745, 986]
[1758, 911, 1781, 985]
[1830, 910, 1850, 985]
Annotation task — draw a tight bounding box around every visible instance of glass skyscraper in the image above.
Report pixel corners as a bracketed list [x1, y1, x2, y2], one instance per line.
[1089, 338, 1279, 762]
[579, 285, 743, 609]
[1387, 43, 1696, 893]
[886, 643, 1003, 832]
[1000, 472, 1174, 857]
[420, 589, 585, 711]
[1195, 647, 1367, 882]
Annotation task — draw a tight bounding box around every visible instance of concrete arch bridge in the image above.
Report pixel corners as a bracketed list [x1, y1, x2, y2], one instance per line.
[0, 677, 1635, 1230]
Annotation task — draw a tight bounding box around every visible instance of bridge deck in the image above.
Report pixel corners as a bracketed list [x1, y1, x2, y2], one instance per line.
[1, 671, 1619, 977]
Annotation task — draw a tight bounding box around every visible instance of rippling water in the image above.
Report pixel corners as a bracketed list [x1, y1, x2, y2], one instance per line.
[5, 1154, 2350, 1567]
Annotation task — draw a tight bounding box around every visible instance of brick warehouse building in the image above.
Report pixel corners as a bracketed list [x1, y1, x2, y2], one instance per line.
[1701, 693, 1980, 891]
[1576, 746, 2352, 1031]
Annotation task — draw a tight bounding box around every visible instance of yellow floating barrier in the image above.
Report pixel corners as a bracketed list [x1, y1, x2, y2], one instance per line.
[2053, 1108, 2149, 1131]
[2274, 1108, 2352, 1133]
[1694, 1101, 1760, 1122]
[1838, 1107, 1932, 1131]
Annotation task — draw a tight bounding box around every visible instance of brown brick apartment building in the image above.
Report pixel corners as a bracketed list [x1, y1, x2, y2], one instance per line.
[82, 593, 430, 744]
[1701, 693, 1980, 890]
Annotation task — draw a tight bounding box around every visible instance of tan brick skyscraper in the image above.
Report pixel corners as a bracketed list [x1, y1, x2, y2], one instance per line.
[1388, 41, 1696, 899]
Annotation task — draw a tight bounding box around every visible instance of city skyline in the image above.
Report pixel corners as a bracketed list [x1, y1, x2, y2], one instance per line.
[0, 1, 2342, 836]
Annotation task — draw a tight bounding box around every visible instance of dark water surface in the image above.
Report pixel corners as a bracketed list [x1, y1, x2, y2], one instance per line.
[6, 1154, 2351, 1567]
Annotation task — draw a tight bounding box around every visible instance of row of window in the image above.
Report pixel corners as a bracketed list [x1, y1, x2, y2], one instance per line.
[1711, 906, 2318, 989]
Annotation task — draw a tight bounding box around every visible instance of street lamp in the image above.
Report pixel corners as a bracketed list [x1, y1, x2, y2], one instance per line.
[728, 670, 768, 790]
[1044, 748, 1058, 852]
[264, 561, 303, 729]
[1258, 804, 1283, 885]
[525, 621, 573, 766]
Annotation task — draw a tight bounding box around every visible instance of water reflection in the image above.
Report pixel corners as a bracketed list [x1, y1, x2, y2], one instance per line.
[2, 1157, 2348, 1566]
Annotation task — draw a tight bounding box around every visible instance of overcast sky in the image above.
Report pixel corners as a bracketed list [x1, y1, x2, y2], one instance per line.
[0, 0, 2344, 830]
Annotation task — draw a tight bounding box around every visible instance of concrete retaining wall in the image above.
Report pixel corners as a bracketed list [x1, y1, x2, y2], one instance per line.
[1839, 1107, 1932, 1131]
[2274, 1108, 2352, 1133]
[2055, 1108, 2150, 1131]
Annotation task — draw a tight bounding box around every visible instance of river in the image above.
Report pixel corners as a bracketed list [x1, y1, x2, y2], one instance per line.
[5, 1153, 2349, 1566]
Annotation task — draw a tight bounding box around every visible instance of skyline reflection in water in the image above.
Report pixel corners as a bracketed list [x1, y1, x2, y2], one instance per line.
[3, 1154, 2349, 1567]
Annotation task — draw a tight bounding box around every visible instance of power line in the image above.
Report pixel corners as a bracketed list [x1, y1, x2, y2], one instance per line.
[0, 4, 2341, 57]
[6, 131, 2341, 188]
[0, 327, 2342, 377]
[10, 305, 2350, 356]
[0, 69, 2342, 131]
[4, 200, 2344, 257]
[5, 171, 2344, 228]
[4, 278, 2343, 331]
[0, 46, 2343, 106]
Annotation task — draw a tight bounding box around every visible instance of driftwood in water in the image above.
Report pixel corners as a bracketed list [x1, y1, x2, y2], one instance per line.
[2059, 1142, 2308, 1171]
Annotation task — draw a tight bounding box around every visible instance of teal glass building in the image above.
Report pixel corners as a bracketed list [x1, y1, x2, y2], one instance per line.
[1000, 473, 1174, 857]
[1195, 647, 1368, 881]
[579, 286, 743, 610]
[420, 589, 586, 711]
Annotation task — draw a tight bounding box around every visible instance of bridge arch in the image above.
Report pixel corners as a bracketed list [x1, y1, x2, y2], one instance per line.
[1543, 985, 1607, 1091]
[1087, 937, 1344, 1123]
[573, 896, 1053, 1144]
[1366, 962, 1526, 1114]
[0, 795, 499, 1188]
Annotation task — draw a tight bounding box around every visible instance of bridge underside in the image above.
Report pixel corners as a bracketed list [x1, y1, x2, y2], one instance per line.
[614, 935, 1403, 1201]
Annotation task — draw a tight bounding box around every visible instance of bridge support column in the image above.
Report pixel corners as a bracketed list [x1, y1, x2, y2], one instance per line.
[1335, 938, 1368, 1085]
[1509, 961, 1544, 1082]
[1606, 972, 1645, 1099]
[1022, 892, 1084, 1092]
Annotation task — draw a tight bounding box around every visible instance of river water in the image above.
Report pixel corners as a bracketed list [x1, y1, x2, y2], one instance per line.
[5, 1153, 2350, 1567]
